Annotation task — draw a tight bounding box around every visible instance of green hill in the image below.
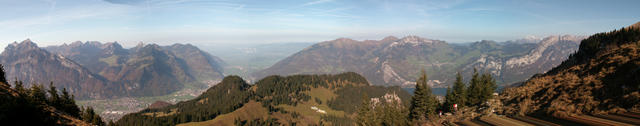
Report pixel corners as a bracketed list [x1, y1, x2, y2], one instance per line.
[116, 72, 411, 125]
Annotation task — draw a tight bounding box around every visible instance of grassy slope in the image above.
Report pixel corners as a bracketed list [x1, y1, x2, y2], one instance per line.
[177, 101, 269, 126]
[176, 87, 348, 126]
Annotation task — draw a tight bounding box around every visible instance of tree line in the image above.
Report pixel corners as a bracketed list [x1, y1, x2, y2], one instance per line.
[0, 64, 107, 126]
[356, 68, 497, 125]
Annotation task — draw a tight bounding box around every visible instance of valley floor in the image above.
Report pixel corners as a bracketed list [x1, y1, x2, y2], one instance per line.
[77, 80, 220, 121]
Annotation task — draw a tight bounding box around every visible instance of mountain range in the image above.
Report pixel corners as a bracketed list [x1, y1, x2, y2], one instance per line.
[253, 35, 585, 88]
[0, 40, 225, 99]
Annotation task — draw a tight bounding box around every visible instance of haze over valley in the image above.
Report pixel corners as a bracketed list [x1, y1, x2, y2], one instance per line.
[1, 0, 639, 125]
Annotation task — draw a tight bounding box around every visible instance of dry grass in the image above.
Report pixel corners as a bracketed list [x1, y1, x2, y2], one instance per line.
[177, 101, 268, 126]
[142, 108, 177, 117]
[501, 40, 640, 116]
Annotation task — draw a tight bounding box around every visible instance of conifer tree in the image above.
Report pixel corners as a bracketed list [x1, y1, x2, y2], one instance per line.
[444, 87, 454, 112]
[409, 69, 437, 121]
[47, 82, 60, 107]
[356, 93, 373, 126]
[479, 73, 497, 103]
[0, 64, 7, 84]
[82, 107, 105, 126]
[61, 88, 81, 117]
[467, 68, 482, 106]
[29, 84, 47, 104]
[451, 72, 467, 110]
[13, 79, 26, 96]
[381, 100, 408, 126]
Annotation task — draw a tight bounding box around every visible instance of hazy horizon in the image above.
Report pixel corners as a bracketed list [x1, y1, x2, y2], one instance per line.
[1, 0, 639, 49]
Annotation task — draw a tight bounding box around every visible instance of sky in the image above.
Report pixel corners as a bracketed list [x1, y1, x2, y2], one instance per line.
[0, 0, 639, 49]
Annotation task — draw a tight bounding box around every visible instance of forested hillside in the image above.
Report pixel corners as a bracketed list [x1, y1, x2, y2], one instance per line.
[117, 72, 411, 126]
[0, 64, 104, 125]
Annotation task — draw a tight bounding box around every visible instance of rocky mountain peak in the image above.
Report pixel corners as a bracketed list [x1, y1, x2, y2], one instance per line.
[381, 36, 399, 42]
[101, 42, 127, 55]
[398, 35, 438, 44]
[6, 39, 40, 52]
[69, 41, 83, 47]
[144, 43, 162, 49]
[333, 38, 357, 43]
[538, 35, 583, 45]
[168, 43, 198, 50]
[507, 35, 542, 43]
[102, 42, 123, 49]
[385, 35, 442, 48]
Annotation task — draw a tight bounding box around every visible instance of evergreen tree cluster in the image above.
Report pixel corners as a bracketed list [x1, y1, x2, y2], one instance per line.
[466, 69, 498, 106]
[234, 117, 280, 126]
[444, 69, 497, 111]
[444, 72, 466, 112]
[81, 107, 106, 126]
[0, 64, 103, 125]
[408, 69, 438, 122]
[354, 68, 498, 125]
[355, 93, 409, 126]
[328, 84, 410, 114]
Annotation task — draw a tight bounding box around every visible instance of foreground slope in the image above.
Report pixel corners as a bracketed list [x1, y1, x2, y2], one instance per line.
[254, 35, 583, 87]
[117, 72, 410, 125]
[501, 22, 640, 116]
[0, 72, 91, 125]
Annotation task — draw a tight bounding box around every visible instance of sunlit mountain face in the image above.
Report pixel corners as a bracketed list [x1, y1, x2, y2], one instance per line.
[253, 35, 585, 88]
[1, 0, 639, 125]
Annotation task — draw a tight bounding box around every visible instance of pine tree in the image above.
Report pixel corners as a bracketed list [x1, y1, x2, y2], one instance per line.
[0, 64, 7, 84]
[409, 69, 437, 121]
[82, 107, 105, 126]
[47, 82, 60, 107]
[444, 87, 453, 112]
[479, 73, 497, 103]
[467, 68, 482, 106]
[61, 88, 81, 117]
[381, 100, 408, 126]
[29, 84, 47, 105]
[451, 72, 467, 110]
[356, 93, 373, 126]
[92, 114, 105, 126]
[13, 80, 26, 96]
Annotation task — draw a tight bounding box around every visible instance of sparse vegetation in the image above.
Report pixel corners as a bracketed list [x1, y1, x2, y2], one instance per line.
[501, 24, 640, 117]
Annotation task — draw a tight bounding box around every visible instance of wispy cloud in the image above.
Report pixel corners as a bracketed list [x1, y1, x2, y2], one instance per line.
[0, 4, 127, 29]
[302, 0, 334, 6]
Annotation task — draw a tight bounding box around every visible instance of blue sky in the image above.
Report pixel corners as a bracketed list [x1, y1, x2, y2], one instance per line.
[0, 0, 639, 48]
